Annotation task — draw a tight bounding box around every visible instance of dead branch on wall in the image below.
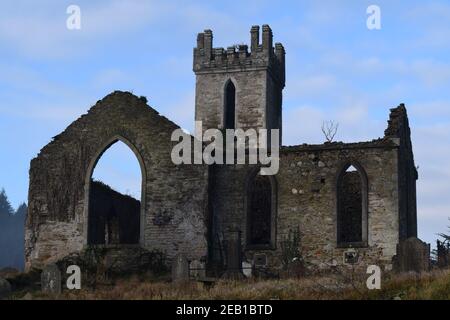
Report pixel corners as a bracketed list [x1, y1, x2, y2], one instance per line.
[321, 121, 339, 143]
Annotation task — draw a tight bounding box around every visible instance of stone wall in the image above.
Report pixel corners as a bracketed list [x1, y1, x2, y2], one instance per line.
[26, 91, 209, 270]
[209, 104, 420, 274]
[209, 139, 400, 273]
[385, 104, 418, 239]
[276, 141, 400, 272]
[88, 180, 140, 245]
[195, 70, 268, 132]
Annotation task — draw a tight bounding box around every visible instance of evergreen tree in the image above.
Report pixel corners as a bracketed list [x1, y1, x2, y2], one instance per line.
[11, 202, 27, 270]
[0, 189, 27, 270]
[0, 188, 14, 217]
[438, 218, 450, 244]
[15, 202, 27, 219]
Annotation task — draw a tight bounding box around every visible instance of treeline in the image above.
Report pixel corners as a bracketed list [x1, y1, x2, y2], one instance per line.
[0, 188, 27, 270]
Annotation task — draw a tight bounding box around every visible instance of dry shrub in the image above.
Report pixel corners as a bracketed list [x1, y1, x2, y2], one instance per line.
[23, 268, 450, 300]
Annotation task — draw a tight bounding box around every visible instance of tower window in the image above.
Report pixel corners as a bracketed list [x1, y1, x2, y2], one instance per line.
[224, 80, 236, 129]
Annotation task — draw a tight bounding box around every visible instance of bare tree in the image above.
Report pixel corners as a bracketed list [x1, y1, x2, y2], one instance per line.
[321, 120, 339, 143]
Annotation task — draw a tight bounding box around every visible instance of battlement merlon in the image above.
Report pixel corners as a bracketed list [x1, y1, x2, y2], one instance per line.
[193, 25, 286, 87]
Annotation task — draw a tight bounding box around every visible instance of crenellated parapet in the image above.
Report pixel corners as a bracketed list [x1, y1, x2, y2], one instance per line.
[193, 25, 285, 87]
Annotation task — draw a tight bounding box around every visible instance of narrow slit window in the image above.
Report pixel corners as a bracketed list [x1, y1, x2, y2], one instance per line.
[224, 80, 236, 129]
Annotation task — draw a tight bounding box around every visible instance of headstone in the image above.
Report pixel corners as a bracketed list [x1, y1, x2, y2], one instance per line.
[242, 261, 252, 278]
[393, 237, 430, 273]
[41, 264, 62, 294]
[222, 230, 244, 280]
[0, 277, 12, 299]
[189, 260, 206, 280]
[171, 254, 189, 283]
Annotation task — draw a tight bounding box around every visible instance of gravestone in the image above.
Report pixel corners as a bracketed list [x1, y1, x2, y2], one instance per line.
[189, 259, 206, 280]
[393, 237, 430, 273]
[242, 261, 252, 278]
[41, 264, 62, 294]
[0, 277, 12, 299]
[171, 254, 189, 283]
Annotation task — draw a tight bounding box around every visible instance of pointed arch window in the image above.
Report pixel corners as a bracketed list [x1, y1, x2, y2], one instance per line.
[336, 163, 368, 247]
[224, 80, 236, 129]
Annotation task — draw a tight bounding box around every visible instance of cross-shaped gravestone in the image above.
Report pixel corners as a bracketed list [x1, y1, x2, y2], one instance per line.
[41, 264, 62, 294]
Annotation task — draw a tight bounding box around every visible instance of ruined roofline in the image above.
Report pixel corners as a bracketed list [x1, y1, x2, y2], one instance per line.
[31, 91, 183, 162]
[384, 103, 409, 137]
[281, 138, 398, 153]
[282, 103, 411, 153]
[91, 179, 140, 203]
[193, 25, 285, 86]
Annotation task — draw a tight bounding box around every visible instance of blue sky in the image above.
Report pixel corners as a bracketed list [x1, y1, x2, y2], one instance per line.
[1, 0, 450, 245]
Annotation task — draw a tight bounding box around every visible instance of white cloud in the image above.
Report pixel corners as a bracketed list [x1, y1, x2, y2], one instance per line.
[0, 1, 171, 59]
[0, 1, 242, 60]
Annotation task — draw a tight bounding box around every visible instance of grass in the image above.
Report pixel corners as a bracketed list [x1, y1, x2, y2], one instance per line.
[12, 268, 449, 300]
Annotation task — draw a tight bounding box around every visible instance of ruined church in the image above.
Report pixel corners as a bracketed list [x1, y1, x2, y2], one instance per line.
[26, 25, 423, 275]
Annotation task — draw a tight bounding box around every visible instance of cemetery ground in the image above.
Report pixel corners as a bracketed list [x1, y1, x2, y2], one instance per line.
[2, 267, 450, 300]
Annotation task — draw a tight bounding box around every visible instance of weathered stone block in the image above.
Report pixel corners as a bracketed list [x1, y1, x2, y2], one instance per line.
[41, 264, 62, 294]
[393, 237, 430, 273]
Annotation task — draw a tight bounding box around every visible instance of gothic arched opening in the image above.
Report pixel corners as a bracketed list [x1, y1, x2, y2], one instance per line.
[87, 139, 143, 245]
[246, 171, 276, 249]
[336, 163, 368, 247]
[224, 80, 236, 129]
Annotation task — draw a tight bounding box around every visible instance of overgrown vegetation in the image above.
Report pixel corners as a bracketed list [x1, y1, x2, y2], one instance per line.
[13, 268, 449, 300]
[55, 247, 168, 290]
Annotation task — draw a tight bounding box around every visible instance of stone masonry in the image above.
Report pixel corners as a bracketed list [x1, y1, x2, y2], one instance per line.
[26, 93, 209, 270]
[26, 25, 421, 274]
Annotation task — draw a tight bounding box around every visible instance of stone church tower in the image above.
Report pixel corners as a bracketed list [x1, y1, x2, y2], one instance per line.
[193, 25, 285, 143]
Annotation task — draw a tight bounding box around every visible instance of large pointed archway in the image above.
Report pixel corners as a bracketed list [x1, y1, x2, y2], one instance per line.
[83, 135, 146, 246]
